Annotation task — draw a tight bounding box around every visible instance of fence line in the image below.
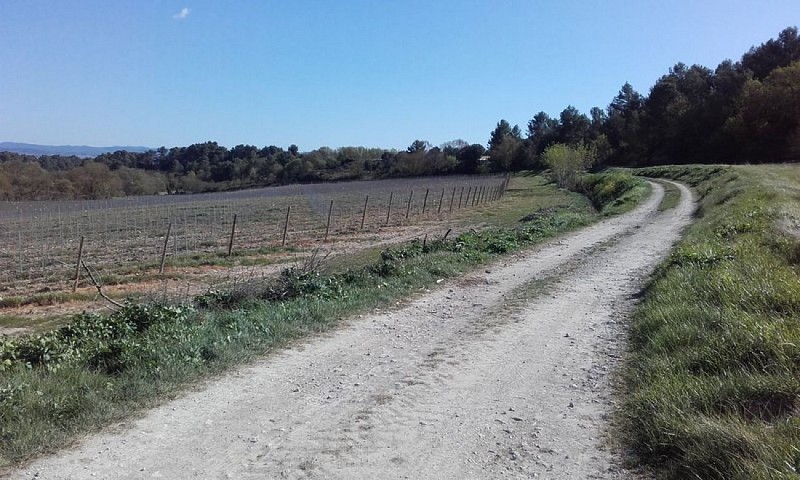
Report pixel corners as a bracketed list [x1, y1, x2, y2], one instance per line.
[0, 176, 508, 298]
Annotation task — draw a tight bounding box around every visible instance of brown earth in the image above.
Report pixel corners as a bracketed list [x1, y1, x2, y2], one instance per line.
[0, 221, 476, 336]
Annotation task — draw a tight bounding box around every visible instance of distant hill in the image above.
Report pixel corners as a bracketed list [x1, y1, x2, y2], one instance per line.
[0, 142, 152, 157]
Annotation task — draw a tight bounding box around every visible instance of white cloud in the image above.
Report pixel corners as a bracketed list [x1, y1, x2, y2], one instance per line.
[172, 7, 190, 20]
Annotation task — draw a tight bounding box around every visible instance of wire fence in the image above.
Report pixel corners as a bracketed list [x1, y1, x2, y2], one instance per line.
[0, 175, 508, 299]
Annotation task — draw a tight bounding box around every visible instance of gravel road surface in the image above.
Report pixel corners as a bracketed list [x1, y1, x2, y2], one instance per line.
[13, 181, 695, 479]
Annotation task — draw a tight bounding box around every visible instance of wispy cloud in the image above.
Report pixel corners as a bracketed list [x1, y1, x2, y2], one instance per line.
[172, 7, 190, 20]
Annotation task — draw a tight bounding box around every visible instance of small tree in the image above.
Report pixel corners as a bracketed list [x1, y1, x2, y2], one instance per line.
[488, 119, 523, 172]
[541, 143, 596, 190]
[456, 144, 485, 174]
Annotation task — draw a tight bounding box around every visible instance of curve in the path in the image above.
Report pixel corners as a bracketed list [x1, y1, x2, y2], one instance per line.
[12, 180, 695, 480]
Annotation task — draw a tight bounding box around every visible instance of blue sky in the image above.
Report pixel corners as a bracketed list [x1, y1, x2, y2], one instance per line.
[0, 1, 797, 150]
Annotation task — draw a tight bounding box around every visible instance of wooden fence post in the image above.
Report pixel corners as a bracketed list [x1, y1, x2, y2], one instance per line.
[73, 236, 84, 292]
[406, 191, 413, 219]
[324, 200, 334, 242]
[422, 188, 430, 215]
[385, 192, 393, 226]
[458, 187, 464, 208]
[361, 195, 369, 230]
[437, 188, 445, 214]
[159, 223, 172, 274]
[227, 214, 237, 256]
[17, 231, 22, 278]
[282, 205, 290, 246]
[449, 187, 456, 214]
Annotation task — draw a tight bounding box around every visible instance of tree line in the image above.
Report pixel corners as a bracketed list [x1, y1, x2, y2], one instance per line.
[1, 27, 797, 201]
[486, 26, 800, 170]
[0, 140, 488, 200]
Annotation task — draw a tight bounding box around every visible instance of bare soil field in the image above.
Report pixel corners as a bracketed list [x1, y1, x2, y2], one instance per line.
[0, 221, 477, 331]
[0, 176, 506, 332]
[10, 181, 695, 479]
[0, 176, 503, 297]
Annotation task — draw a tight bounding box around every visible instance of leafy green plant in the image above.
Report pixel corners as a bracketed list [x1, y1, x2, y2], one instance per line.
[0, 304, 193, 372]
[541, 143, 597, 190]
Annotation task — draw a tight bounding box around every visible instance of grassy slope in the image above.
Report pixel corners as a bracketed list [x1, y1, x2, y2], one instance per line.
[0, 173, 647, 467]
[626, 165, 800, 479]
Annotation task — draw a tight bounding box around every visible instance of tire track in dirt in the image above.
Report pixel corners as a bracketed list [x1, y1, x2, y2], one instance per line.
[12, 181, 695, 480]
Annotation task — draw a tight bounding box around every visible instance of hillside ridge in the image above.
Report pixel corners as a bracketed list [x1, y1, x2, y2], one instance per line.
[0, 141, 151, 157]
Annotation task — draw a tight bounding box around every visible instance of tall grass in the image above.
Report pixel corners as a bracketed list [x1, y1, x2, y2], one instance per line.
[625, 165, 800, 479]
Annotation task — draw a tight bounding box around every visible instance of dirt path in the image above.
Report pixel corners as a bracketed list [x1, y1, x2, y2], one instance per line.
[12, 181, 695, 480]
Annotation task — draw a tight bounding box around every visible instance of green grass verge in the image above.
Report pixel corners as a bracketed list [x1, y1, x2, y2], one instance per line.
[455, 174, 593, 228]
[0, 291, 96, 310]
[626, 165, 800, 479]
[580, 171, 652, 216]
[655, 180, 682, 211]
[0, 172, 646, 467]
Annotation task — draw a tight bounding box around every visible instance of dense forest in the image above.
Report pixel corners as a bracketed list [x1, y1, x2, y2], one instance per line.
[487, 26, 800, 170]
[1, 27, 797, 201]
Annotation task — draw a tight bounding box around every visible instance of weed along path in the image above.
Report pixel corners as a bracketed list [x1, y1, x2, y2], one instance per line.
[14, 181, 695, 480]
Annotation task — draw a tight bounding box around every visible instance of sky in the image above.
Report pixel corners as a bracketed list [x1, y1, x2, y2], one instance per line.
[0, 1, 797, 151]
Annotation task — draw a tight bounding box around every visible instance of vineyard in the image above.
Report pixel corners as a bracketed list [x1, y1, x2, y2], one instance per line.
[0, 175, 507, 306]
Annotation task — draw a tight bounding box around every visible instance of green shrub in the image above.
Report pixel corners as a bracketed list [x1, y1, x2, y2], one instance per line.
[542, 143, 597, 190]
